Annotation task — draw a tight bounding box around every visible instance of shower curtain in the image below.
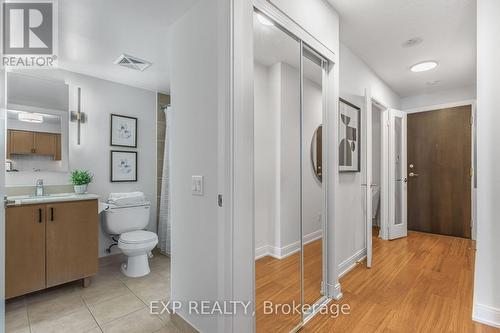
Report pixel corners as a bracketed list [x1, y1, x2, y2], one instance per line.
[158, 106, 171, 255]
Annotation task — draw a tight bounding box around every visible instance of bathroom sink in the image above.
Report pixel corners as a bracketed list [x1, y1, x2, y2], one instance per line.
[6, 193, 100, 206]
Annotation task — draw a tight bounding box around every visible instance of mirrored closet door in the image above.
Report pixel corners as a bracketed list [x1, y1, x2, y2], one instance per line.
[253, 9, 328, 333]
[302, 48, 325, 311]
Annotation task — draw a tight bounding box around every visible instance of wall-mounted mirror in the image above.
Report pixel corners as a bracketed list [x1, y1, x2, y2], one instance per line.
[5, 72, 70, 176]
[311, 124, 322, 182]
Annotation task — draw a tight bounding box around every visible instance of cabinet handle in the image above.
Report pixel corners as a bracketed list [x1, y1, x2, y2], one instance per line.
[50, 207, 54, 221]
[38, 208, 42, 223]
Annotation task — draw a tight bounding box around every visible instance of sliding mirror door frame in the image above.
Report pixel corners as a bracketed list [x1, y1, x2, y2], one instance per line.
[253, 1, 338, 331]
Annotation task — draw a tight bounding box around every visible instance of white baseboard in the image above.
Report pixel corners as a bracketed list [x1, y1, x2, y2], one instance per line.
[473, 303, 500, 328]
[338, 248, 367, 278]
[255, 230, 323, 260]
[255, 245, 270, 260]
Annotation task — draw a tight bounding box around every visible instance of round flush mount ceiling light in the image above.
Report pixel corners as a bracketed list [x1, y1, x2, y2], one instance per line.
[410, 61, 438, 73]
[18, 112, 43, 123]
[256, 13, 274, 26]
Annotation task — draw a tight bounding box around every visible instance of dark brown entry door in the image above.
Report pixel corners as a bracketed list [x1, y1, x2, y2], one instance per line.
[407, 105, 472, 238]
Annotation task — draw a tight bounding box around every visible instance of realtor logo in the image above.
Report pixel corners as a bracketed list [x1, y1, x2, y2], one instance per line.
[2, 0, 58, 67]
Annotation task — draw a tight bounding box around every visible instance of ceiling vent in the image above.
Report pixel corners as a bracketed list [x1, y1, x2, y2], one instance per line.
[114, 54, 152, 71]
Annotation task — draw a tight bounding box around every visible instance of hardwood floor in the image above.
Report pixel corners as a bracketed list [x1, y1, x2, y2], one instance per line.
[256, 239, 324, 333]
[303, 231, 499, 332]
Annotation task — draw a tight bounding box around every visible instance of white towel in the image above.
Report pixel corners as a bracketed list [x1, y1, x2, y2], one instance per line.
[108, 192, 146, 206]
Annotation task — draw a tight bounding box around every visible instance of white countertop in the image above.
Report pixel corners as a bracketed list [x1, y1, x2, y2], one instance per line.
[6, 193, 100, 206]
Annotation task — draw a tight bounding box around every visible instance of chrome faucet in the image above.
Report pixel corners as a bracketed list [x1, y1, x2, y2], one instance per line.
[35, 179, 44, 197]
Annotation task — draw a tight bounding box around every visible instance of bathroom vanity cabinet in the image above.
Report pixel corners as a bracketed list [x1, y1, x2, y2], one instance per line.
[5, 199, 98, 299]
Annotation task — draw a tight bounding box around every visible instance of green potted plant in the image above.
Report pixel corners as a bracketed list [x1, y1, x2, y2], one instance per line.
[70, 170, 94, 194]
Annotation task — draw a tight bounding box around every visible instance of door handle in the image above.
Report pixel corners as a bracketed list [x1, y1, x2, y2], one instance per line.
[361, 184, 378, 187]
[38, 208, 42, 223]
[409, 172, 420, 177]
[50, 207, 54, 221]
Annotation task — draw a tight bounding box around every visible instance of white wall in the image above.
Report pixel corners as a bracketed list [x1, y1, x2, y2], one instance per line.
[0, 68, 6, 333]
[337, 42, 400, 275]
[401, 85, 476, 110]
[269, 0, 339, 55]
[254, 62, 323, 258]
[254, 63, 276, 251]
[5, 69, 157, 258]
[473, 0, 500, 328]
[169, 0, 229, 331]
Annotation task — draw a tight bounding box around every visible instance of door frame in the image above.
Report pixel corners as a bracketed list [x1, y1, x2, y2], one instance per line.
[364, 93, 391, 268]
[404, 100, 476, 240]
[371, 98, 390, 242]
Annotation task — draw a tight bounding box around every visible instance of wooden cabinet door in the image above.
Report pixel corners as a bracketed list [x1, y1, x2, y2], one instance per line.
[46, 200, 98, 287]
[6, 205, 46, 299]
[34, 132, 56, 156]
[9, 130, 34, 155]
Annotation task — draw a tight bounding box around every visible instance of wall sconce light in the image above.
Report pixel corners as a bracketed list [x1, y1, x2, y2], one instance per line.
[70, 88, 87, 145]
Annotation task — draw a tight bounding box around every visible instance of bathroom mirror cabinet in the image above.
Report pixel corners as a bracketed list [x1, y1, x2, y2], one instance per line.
[5, 72, 70, 175]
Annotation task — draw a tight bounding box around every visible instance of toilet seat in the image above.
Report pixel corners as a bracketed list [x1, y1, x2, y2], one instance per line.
[119, 230, 158, 245]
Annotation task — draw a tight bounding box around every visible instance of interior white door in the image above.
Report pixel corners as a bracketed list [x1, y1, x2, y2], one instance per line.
[363, 89, 373, 268]
[388, 109, 408, 239]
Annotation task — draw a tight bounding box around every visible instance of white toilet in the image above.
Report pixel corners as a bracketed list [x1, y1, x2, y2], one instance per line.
[103, 202, 158, 278]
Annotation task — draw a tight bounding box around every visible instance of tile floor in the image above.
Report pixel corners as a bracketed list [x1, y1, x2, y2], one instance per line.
[5, 253, 181, 333]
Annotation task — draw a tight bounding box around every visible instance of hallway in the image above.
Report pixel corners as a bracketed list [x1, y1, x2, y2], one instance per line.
[303, 232, 499, 332]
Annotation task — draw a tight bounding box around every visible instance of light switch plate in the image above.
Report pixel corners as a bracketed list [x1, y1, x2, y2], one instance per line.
[192, 176, 204, 196]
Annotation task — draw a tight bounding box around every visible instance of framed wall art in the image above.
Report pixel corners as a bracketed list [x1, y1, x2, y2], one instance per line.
[339, 98, 361, 172]
[110, 114, 137, 148]
[110, 150, 137, 182]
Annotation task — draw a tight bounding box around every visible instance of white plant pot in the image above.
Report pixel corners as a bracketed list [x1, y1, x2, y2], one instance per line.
[74, 184, 88, 194]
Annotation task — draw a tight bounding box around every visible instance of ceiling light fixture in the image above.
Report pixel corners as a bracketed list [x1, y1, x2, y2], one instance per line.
[18, 112, 44, 123]
[256, 13, 274, 26]
[410, 61, 438, 73]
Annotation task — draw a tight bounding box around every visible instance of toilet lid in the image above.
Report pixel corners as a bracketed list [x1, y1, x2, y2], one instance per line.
[119, 230, 158, 244]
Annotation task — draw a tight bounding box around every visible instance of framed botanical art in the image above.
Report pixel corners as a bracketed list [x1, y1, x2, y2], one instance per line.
[110, 150, 137, 182]
[339, 98, 361, 172]
[110, 114, 137, 148]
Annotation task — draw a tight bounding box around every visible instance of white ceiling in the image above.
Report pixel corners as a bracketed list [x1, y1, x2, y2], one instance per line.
[327, 0, 476, 97]
[57, 0, 199, 93]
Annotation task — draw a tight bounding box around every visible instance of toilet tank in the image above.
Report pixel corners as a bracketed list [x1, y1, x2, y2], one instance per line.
[103, 202, 151, 235]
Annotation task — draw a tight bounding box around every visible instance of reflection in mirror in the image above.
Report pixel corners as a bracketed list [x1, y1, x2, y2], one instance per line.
[302, 50, 324, 309]
[311, 125, 322, 182]
[5, 72, 70, 175]
[6, 110, 64, 172]
[253, 10, 302, 332]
